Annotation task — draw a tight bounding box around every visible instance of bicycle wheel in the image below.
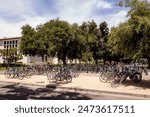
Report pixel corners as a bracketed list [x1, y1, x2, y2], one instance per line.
[17, 72, 24, 80]
[131, 72, 142, 83]
[99, 73, 108, 83]
[4, 71, 12, 79]
[66, 75, 72, 83]
[47, 72, 52, 80]
[55, 74, 62, 83]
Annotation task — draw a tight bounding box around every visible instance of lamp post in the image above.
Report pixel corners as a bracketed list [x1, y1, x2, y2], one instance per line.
[6, 47, 9, 69]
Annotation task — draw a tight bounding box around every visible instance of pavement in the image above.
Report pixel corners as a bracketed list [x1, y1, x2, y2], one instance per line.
[0, 72, 150, 99]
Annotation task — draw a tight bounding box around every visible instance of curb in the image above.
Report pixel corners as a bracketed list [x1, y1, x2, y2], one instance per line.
[56, 86, 150, 99]
[0, 80, 150, 99]
[0, 81, 46, 87]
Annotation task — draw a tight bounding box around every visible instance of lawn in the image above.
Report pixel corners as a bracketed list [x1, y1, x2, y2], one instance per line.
[0, 67, 6, 71]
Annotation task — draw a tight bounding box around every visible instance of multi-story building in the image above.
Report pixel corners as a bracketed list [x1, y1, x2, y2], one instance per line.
[0, 37, 58, 64]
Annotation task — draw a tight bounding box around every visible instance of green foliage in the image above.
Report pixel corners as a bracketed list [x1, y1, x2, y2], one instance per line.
[20, 18, 113, 65]
[0, 48, 23, 65]
[109, 0, 150, 67]
[20, 24, 37, 56]
[44, 19, 72, 65]
[0, 66, 6, 71]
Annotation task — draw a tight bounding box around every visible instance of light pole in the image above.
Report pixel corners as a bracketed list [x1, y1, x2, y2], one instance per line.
[6, 47, 9, 69]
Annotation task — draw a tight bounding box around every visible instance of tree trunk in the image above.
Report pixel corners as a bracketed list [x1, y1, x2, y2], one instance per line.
[103, 59, 106, 64]
[62, 57, 67, 66]
[42, 55, 44, 62]
[109, 60, 112, 65]
[95, 59, 98, 65]
[147, 57, 150, 69]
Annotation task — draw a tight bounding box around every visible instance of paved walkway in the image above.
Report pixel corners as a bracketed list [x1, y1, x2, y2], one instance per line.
[0, 73, 150, 98]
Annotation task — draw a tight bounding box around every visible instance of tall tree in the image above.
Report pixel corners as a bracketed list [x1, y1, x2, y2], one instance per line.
[0, 48, 22, 67]
[98, 21, 109, 44]
[87, 20, 101, 64]
[67, 23, 82, 61]
[108, 0, 150, 67]
[97, 21, 112, 64]
[43, 19, 72, 65]
[20, 24, 37, 56]
[79, 22, 92, 63]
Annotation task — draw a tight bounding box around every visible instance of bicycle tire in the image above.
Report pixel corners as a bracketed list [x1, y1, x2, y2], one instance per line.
[131, 72, 142, 83]
[99, 74, 108, 83]
[66, 75, 72, 83]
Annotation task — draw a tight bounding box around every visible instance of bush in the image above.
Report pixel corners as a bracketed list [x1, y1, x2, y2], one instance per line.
[0, 63, 2, 68]
[1, 62, 26, 67]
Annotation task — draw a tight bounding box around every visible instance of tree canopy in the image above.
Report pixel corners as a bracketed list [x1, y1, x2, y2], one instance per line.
[108, 0, 150, 67]
[20, 19, 110, 65]
[0, 47, 22, 66]
[20, 0, 150, 67]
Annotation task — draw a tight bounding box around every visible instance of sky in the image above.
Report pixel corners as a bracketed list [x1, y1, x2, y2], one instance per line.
[0, 0, 149, 38]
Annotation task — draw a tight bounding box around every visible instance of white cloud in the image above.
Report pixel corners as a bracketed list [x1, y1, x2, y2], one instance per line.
[0, 0, 128, 38]
[96, 0, 112, 9]
[54, 0, 112, 23]
[0, 0, 35, 16]
[0, 17, 21, 37]
[0, 15, 52, 38]
[105, 10, 128, 28]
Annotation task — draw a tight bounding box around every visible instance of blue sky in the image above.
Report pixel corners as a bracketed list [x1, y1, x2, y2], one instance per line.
[0, 0, 143, 37]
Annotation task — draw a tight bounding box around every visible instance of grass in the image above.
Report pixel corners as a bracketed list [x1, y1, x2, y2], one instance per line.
[0, 67, 6, 71]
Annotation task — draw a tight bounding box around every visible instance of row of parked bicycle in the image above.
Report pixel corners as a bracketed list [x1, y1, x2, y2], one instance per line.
[4, 65, 79, 83]
[4, 64, 149, 84]
[99, 64, 148, 84]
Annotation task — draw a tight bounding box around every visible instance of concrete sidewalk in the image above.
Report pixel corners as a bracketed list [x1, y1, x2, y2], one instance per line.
[0, 73, 150, 99]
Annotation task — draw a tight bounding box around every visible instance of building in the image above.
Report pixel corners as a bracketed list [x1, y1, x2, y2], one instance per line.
[0, 37, 59, 65]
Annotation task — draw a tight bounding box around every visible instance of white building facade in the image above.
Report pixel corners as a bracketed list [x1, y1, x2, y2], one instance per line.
[0, 37, 59, 65]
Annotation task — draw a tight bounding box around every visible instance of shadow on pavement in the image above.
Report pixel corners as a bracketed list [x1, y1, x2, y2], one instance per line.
[123, 79, 150, 89]
[0, 83, 92, 100]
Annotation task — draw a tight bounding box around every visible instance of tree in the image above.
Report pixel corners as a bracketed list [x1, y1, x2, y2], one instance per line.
[79, 22, 92, 63]
[20, 19, 86, 65]
[98, 21, 109, 44]
[97, 21, 114, 64]
[42, 19, 73, 65]
[108, 0, 150, 67]
[0, 48, 23, 67]
[87, 20, 102, 64]
[20, 24, 37, 56]
[20, 19, 111, 65]
[67, 23, 82, 61]
[35, 24, 51, 61]
[79, 20, 105, 64]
